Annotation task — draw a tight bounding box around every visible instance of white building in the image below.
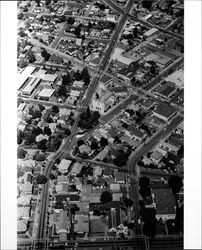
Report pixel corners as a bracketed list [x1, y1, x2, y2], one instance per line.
[90, 91, 115, 115]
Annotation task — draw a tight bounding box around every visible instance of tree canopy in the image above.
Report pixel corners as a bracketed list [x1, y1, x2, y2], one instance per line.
[100, 191, 113, 204]
[168, 175, 183, 194]
[139, 176, 150, 187]
[17, 147, 27, 159]
[36, 174, 48, 184]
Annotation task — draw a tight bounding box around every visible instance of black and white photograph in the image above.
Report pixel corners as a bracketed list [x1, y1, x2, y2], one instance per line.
[0, 0, 201, 249]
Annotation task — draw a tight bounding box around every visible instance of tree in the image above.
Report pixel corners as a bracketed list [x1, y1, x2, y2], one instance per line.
[18, 30, 26, 37]
[74, 25, 81, 38]
[36, 174, 48, 184]
[67, 17, 75, 25]
[81, 67, 90, 79]
[62, 73, 72, 85]
[28, 52, 36, 63]
[32, 110, 42, 119]
[24, 133, 36, 145]
[18, 12, 24, 20]
[32, 126, 43, 136]
[142, 0, 153, 10]
[17, 147, 27, 159]
[38, 104, 45, 112]
[49, 173, 56, 180]
[143, 222, 156, 238]
[133, 26, 138, 38]
[168, 175, 183, 194]
[100, 137, 108, 147]
[35, 152, 46, 162]
[90, 140, 99, 150]
[128, 222, 135, 230]
[17, 135, 23, 145]
[45, 0, 51, 6]
[64, 128, 71, 136]
[35, 0, 41, 7]
[77, 139, 85, 147]
[139, 186, 151, 200]
[52, 105, 59, 113]
[83, 75, 90, 85]
[44, 126, 52, 136]
[57, 84, 67, 97]
[139, 176, 150, 187]
[18, 59, 28, 69]
[74, 70, 82, 81]
[177, 146, 184, 159]
[37, 139, 47, 150]
[100, 191, 113, 204]
[123, 197, 134, 208]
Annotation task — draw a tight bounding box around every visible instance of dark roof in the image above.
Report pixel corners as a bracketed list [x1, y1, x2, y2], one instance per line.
[113, 86, 128, 93]
[152, 188, 175, 215]
[50, 54, 63, 63]
[127, 124, 145, 139]
[100, 75, 112, 84]
[154, 103, 176, 119]
[90, 218, 106, 234]
[103, 168, 113, 176]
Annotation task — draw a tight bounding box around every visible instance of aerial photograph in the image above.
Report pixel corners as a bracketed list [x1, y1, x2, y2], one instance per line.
[17, 0, 184, 249]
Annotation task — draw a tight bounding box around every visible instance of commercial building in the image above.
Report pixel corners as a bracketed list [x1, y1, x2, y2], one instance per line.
[18, 66, 36, 90]
[153, 102, 176, 121]
[21, 77, 41, 96]
[90, 91, 115, 115]
[42, 74, 58, 84]
[165, 69, 184, 88]
[152, 188, 176, 220]
[38, 88, 55, 100]
[144, 28, 159, 37]
[58, 159, 72, 173]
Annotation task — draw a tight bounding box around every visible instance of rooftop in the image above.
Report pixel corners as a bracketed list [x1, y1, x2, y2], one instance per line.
[38, 88, 55, 98]
[153, 102, 176, 119]
[152, 188, 175, 215]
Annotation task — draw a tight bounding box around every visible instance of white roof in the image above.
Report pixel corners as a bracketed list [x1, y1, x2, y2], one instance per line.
[38, 88, 55, 98]
[71, 162, 83, 175]
[17, 195, 32, 206]
[17, 207, 30, 219]
[42, 74, 58, 82]
[165, 70, 184, 88]
[58, 159, 72, 171]
[73, 80, 85, 87]
[22, 77, 41, 95]
[18, 103, 26, 112]
[112, 193, 123, 201]
[144, 28, 158, 37]
[59, 108, 71, 116]
[110, 183, 120, 191]
[18, 66, 36, 90]
[17, 220, 27, 232]
[70, 90, 80, 97]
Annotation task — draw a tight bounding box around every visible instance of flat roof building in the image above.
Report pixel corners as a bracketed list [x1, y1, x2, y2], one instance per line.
[165, 70, 184, 88]
[18, 66, 36, 90]
[38, 88, 55, 100]
[144, 28, 159, 37]
[42, 74, 58, 83]
[22, 77, 41, 96]
[153, 102, 176, 121]
[58, 159, 72, 173]
[152, 188, 176, 220]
